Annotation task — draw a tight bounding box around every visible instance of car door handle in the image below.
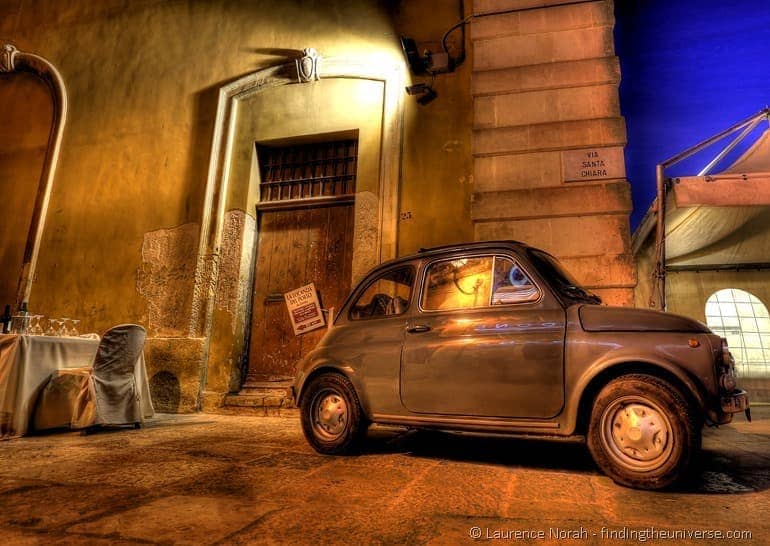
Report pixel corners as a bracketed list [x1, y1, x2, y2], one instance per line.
[407, 325, 431, 334]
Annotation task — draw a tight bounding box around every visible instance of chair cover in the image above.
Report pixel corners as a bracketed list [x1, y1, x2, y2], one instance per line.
[34, 324, 147, 430]
[31, 368, 91, 430]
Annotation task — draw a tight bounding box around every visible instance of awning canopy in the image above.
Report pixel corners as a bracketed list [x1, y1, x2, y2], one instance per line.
[635, 126, 770, 269]
[672, 128, 770, 207]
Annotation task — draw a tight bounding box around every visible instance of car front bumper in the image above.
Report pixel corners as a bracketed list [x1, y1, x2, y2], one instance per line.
[708, 389, 750, 424]
[722, 389, 750, 413]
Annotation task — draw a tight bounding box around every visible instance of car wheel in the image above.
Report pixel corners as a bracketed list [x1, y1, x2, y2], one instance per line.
[587, 374, 701, 490]
[300, 373, 367, 454]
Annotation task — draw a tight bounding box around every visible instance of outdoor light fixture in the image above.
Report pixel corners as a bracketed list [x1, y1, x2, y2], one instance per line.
[399, 10, 469, 106]
[400, 36, 454, 76]
[399, 0, 475, 107]
[400, 36, 428, 75]
[400, 36, 445, 106]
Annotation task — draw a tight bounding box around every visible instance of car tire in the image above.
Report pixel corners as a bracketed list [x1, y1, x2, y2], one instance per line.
[300, 373, 367, 455]
[587, 374, 701, 490]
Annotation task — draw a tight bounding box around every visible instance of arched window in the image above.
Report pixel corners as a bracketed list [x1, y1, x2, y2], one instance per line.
[705, 289, 770, 378]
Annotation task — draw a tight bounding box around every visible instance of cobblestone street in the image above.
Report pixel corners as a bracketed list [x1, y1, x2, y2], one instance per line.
[1, 407, 768, 544]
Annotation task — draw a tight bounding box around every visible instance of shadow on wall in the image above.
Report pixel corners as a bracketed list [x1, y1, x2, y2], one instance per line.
[150, 371, 181, 413]
[185, 64, 295, 225]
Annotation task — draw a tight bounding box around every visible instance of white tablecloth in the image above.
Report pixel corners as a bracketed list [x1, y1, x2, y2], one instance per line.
[0, 334, 154, 438]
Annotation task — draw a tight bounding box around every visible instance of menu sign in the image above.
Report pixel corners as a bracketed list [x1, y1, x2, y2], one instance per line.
[562, 147, 625, 182]
[285, 283, 325, 335]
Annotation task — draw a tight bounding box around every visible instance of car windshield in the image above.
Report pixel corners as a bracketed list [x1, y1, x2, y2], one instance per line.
[527, 249, 601, 305]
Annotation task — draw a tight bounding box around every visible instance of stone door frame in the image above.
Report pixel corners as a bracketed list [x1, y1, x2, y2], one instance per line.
[191, 50, 404, 400]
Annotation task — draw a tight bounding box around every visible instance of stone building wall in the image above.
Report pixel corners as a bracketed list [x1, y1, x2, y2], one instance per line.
[470, 0, 636, 305]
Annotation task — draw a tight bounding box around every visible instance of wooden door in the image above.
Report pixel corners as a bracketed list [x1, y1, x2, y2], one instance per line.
[244, 203, 354, 384]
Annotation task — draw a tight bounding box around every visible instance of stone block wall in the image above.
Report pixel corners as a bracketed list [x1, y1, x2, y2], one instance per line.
[470, 0, 635, 305]
[145, 338, 206, 413]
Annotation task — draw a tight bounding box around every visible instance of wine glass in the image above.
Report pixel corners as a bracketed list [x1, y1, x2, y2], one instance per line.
[29, 315, 44, 336]
[70, 319, 80, 337]
[45, 318, 62, 336]
[60, 318, 71, 337]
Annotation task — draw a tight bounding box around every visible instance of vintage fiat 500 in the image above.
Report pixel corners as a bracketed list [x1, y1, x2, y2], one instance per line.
[293, 241, 749, 489]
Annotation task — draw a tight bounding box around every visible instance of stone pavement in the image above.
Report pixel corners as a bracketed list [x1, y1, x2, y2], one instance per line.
[0, 407, 768, 545]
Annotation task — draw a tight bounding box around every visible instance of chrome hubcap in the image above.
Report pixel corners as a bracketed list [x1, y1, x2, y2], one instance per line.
[601, 397, 673, 471]
[312, 391, 348, 440]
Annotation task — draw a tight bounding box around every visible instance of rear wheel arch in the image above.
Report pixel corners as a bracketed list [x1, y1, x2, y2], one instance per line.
[574, 361, 706, 436]
[298, 365, 370, 416]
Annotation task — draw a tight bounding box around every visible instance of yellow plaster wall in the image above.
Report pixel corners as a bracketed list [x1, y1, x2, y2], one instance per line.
[0, 70, 51, 307]
[0, 0, 474, 337]
[396, 0, 475, 255]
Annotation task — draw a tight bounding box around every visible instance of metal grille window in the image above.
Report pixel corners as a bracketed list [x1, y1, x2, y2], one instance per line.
[705, 288, 770, 378]
[257, 139, 358, 202]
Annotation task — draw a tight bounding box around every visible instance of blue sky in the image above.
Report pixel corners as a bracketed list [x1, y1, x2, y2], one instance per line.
[614, 0, 770, 229]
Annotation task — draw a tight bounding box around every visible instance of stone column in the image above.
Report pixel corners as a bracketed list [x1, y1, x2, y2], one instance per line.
[470, 0, 635, 305]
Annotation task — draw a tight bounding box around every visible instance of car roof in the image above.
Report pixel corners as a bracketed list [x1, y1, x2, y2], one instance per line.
[375, 240, 532, 271]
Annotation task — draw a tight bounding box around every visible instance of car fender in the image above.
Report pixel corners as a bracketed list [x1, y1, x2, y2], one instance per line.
[562, 350, 708, 435]
[294, 357, 373, 417]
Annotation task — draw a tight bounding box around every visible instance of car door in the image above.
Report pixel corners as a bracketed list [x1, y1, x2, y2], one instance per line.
[400, 253, 566, 419]
[327, 264, 416, 414]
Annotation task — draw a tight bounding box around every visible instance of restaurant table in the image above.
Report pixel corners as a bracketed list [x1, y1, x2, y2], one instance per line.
[0, 334, 154, 439]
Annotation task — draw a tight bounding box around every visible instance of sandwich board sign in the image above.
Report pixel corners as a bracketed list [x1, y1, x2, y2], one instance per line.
[285, 283, 325, 335]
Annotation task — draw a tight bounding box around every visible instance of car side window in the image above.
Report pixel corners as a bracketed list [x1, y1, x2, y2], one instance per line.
[422, 256, 538, 311]
[422, 257, 493, 310]
[349, 266, 414, 320]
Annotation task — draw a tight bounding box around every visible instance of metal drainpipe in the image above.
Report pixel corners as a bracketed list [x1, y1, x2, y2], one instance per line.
[654, 163, 666, 311]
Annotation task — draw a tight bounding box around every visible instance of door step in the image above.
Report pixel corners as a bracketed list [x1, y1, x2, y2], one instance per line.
[220, 382, 297, 416]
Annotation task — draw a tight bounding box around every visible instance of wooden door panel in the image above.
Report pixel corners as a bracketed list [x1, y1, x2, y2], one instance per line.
[299, 207, 329, 357]
[297, 205, 355, 356]
[245, 204, 354, 383]
[248, 211, 278, 379]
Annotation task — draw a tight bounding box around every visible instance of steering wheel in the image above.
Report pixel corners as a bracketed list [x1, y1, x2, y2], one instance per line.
[453, 268, 483, 295]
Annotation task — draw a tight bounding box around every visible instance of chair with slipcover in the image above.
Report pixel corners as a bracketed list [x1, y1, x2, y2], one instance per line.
[33, 324, 148, 432]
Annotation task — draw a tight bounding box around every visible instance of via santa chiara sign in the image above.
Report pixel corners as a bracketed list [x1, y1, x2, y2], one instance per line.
[285, 283, 325, 335]
[562, 147, 625, 182]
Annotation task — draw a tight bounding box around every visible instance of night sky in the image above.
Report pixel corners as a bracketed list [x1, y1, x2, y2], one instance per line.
[614, 0, 770, 229]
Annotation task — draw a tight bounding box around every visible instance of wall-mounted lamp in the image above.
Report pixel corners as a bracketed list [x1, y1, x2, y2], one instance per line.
[400, 7, 468, 107]
[400, 36, 454, 76]
[401, 36, 444, 106]
[400, 37, 427, 75]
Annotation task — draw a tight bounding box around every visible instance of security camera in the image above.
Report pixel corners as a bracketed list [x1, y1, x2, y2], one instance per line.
[405, 83, 430, 95]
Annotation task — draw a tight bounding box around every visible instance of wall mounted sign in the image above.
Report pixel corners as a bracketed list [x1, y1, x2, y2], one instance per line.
[285, 283, 325, 335]
[562, 147, 625, 182]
